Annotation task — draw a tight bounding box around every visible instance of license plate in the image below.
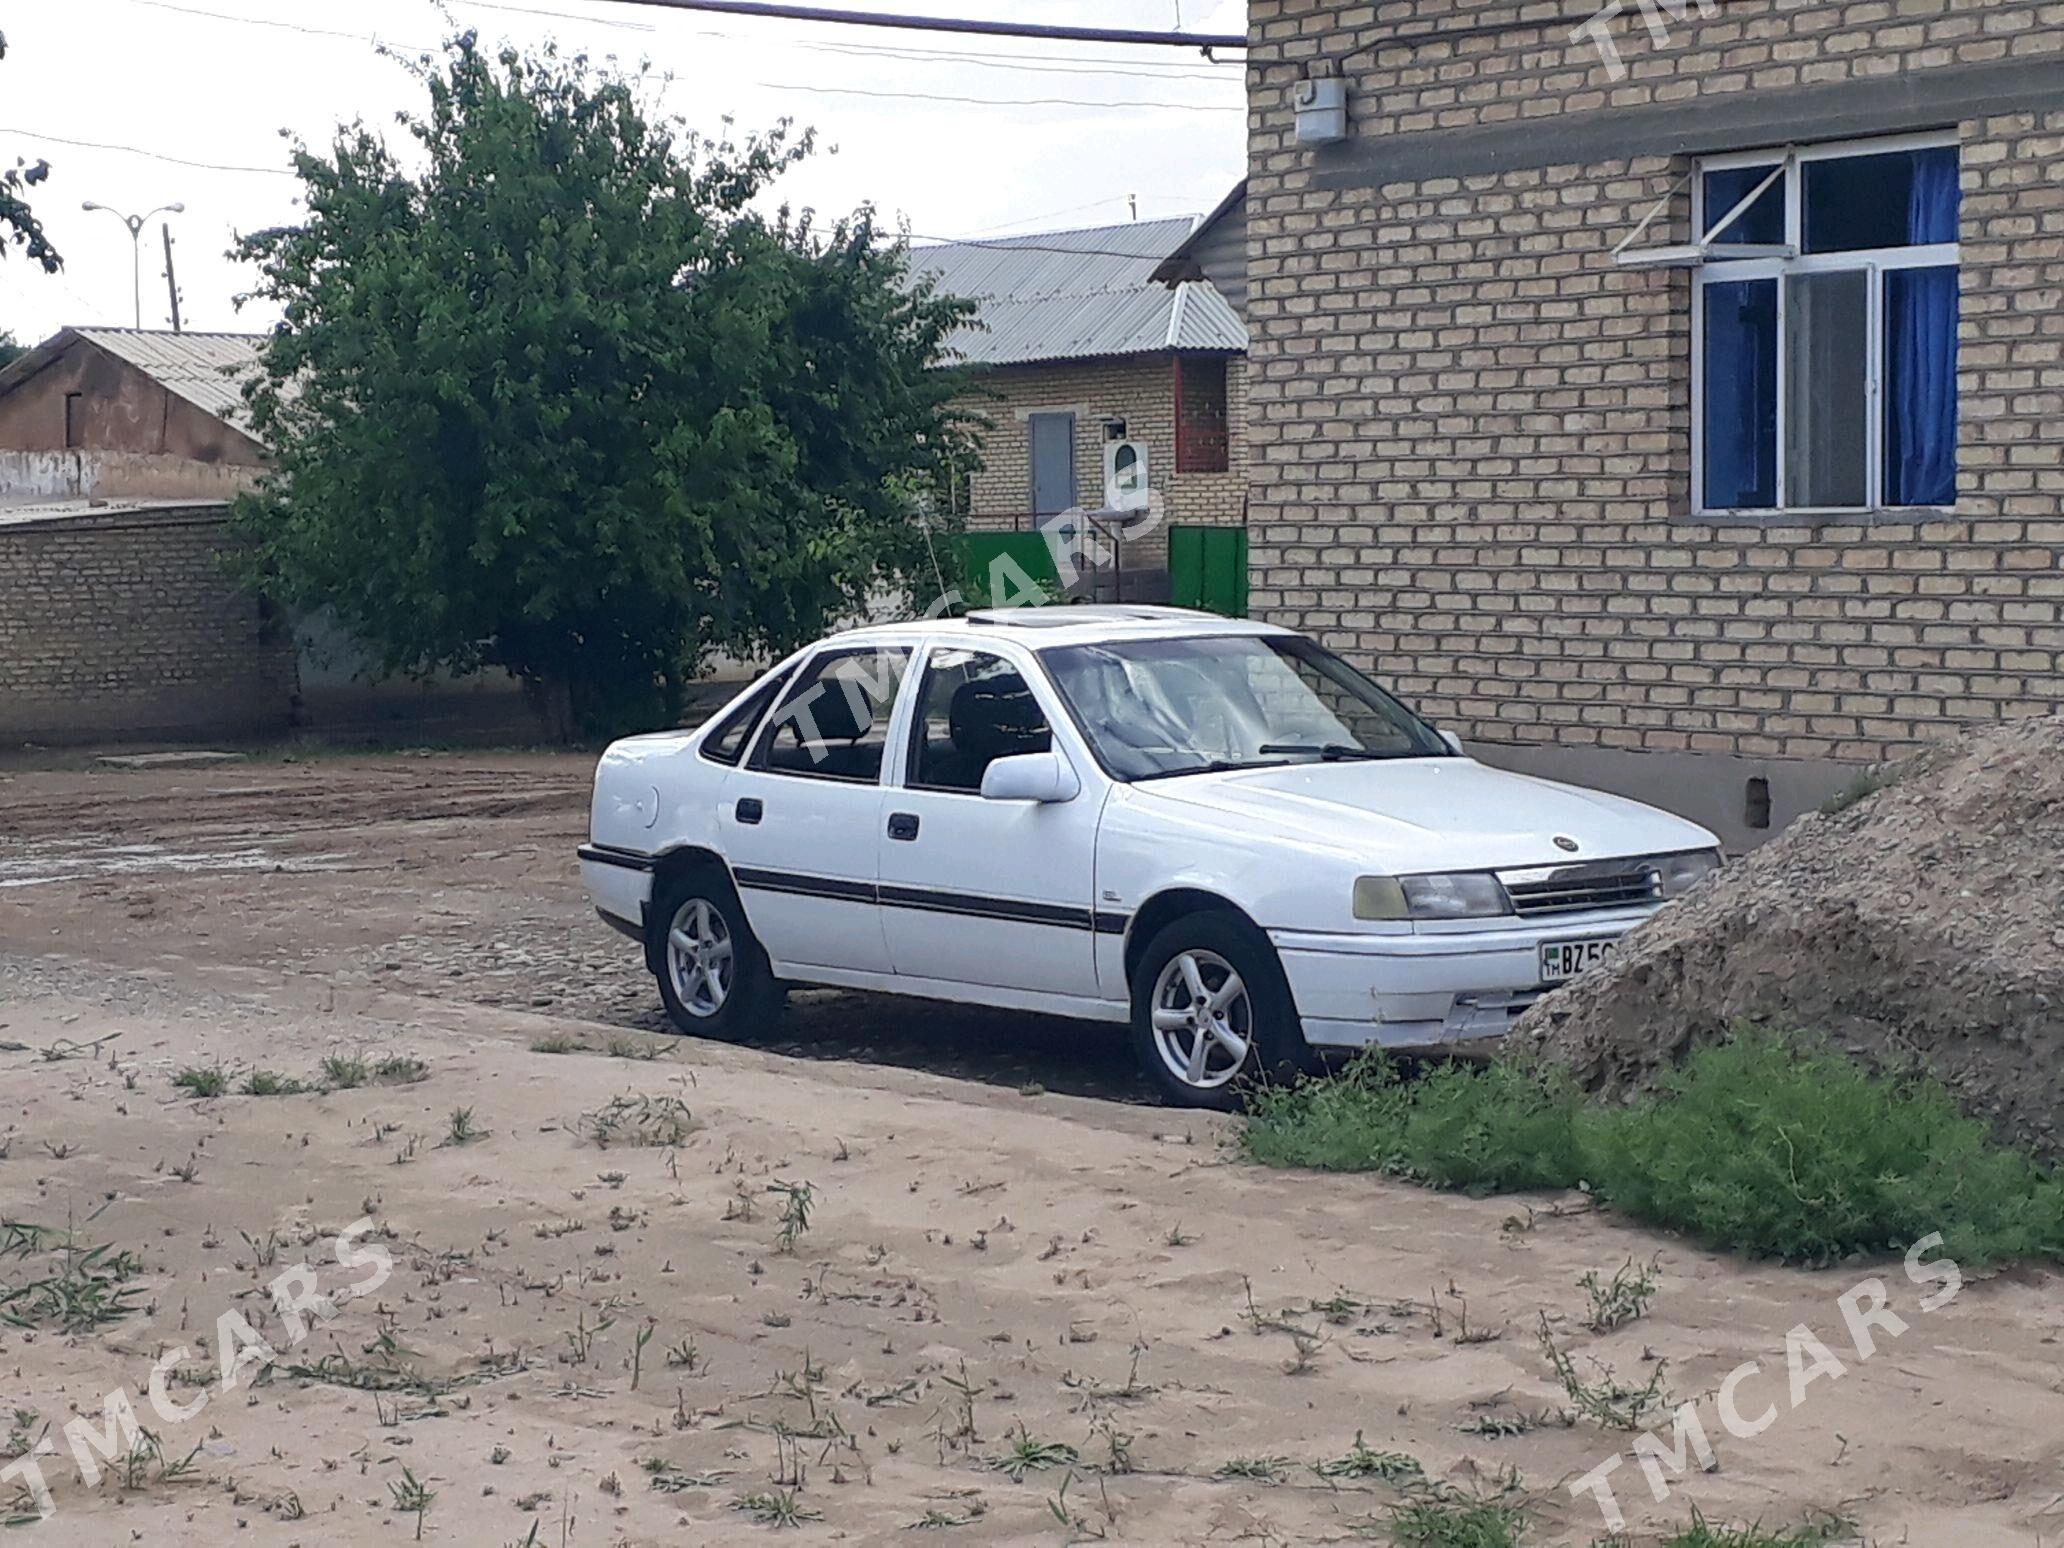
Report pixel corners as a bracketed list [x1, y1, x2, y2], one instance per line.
[1539, 935, 1617, 984]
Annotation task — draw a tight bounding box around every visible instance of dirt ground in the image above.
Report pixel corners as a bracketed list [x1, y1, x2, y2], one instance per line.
[2, 751, 2061, 1546]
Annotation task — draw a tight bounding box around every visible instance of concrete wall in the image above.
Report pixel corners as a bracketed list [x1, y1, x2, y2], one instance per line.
[0, 447, 260, 505]
[1243, 0, 2064, 841]
[0, 506, 295, 745]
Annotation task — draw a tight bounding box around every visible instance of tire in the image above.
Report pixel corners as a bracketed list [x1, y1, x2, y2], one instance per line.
[649, 867, 779, 1041]
[1128, 909, 1313, 1111]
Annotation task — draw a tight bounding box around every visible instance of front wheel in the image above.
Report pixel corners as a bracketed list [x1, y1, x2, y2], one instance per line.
[1128, 910, 1312, 1110]
[651, 870, 778, 1040]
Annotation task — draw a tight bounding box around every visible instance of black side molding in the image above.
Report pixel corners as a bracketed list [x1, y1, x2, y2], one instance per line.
[578, 843, 656, 872]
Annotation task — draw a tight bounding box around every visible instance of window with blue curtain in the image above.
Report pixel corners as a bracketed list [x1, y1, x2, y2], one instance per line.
[1697, 138, 1959, 514]
[1702, 279, 1777, 510]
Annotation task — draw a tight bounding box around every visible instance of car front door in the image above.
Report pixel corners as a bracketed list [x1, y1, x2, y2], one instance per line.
[720, 645, 912, 975]
[876, 643, 1104, 998]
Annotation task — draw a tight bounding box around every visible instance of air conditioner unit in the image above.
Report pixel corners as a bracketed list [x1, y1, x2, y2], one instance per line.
[1103, 439, 1151, 513]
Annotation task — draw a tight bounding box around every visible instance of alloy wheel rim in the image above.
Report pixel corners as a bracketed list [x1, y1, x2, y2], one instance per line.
[1149, 948, 1252, 1090]
[666, 897, 734, 1017]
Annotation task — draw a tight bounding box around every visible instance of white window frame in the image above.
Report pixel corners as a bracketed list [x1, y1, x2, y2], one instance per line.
[1691, 130, 1960, 520]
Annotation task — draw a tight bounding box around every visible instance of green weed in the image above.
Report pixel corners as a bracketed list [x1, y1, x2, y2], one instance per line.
[1245, 1033, 2064, 1266]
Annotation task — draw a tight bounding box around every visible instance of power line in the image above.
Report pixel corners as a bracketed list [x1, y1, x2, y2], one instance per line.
[0, 128, 295, 178]
[752, 81, 1239, 112]
[583, 0, 1245, 50]
[116, 0, 1237, 84]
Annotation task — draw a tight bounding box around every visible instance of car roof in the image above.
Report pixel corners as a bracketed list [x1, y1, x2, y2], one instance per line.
[819, 605, 1295, 652]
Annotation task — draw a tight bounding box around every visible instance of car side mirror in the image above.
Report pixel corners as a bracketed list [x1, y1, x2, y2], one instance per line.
[980, 750, 1081, 803]
[1438, 729, 1466, 757]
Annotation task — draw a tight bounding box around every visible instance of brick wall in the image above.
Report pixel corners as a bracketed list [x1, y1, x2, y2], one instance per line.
[0, 506, 296, 744]
[960, 353, 1250, 572]
[1245, 0, 2064, 830]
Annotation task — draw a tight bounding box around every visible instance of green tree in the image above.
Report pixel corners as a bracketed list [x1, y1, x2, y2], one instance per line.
[1, 32, 61, 273]
[233, 33, 977, 737]
[0, 331, 24, 370]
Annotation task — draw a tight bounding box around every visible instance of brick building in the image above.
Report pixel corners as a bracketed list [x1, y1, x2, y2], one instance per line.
[911, 219, 1251, 596]
[1242, 0, 2064, 845]
[0, 327, 526, 746]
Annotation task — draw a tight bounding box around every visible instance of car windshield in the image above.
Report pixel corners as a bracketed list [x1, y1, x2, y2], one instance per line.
[1039, 633, 1450, 781]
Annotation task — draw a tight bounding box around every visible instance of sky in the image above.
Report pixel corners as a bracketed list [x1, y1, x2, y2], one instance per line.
[0, 0, 1247, 346]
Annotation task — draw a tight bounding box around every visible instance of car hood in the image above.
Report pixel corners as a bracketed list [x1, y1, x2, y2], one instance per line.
[1130, 757, 1715, 872]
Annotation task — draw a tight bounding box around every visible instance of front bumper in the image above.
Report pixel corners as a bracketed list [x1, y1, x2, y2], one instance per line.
[1271, 909, 1654, 1050]
[579, 844, 653, 937]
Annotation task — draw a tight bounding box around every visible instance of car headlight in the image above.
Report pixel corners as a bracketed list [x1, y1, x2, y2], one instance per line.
[1652, 848, 1723, 899]
[1353, 872, 1511, 921]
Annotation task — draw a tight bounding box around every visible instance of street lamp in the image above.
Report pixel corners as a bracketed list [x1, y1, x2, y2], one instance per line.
[80, 200, 185, 329]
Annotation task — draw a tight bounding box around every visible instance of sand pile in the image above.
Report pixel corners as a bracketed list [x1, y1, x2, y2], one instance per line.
[1516, 714, 2064, 1160]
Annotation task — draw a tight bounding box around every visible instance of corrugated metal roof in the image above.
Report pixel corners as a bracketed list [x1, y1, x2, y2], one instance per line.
[70, 328, 267, 428]
[909, 218, 1247, 366]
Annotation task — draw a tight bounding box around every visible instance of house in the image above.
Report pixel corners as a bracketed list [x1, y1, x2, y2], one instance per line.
[1238, 0, 2064, 847]
[911, 218, 1250, 607]
[0, 326, 268, 503]
[0, 326, 525, 746]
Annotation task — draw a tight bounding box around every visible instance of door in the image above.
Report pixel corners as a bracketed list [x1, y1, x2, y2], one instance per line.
[1028, 411, 1076, 517]
[878, 644, 1102, 997]
[721, 646, 911, 974]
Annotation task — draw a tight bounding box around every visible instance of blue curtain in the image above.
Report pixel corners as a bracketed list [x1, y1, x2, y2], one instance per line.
[1884, 267, 1958, 507]
[1703, 279, 1778, 509]
[1882, 153, 1958, 506]
[1907, 147, 1960, 245]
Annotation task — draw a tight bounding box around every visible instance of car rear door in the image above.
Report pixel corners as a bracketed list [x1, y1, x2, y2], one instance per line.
[719, 645, 912, 975]
[875, 641, 1104, 998]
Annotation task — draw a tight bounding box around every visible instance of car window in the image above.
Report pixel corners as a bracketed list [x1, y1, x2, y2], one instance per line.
[698, 664, 797, 766]
[906, 648, 1052, 793]
[1040, 634, 1446, 781]
[750, 647, 911, 783]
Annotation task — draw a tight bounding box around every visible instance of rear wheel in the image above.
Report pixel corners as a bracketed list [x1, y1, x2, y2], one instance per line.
[651, 869, 778, 1040]
[1129, 910, 1311, 1110]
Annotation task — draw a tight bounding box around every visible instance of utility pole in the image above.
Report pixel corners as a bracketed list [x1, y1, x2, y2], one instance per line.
[79, 200, 186, 328]
[161, 224, 183, 334]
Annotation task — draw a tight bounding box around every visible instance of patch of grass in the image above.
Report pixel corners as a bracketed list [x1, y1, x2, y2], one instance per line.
[171, 1064, 231, 1098]
[1311, 1432, 1422, 1484]
[988, 1427, 1078, 1481]
[579, 1093, 696, 1149]
[240, 1070, 308, 1097]
[1244, 1055, 1583, 1194]
[1245, 1034, 2064, 1266]
[0, 1223, 147, 1332]
[320, 1053, 430, 1090]
[1580, 1254, 1660, 1333]
[530, 1035, 578, 1055]
[1213, 1455, 1290, 1483]
[1657, 1510, 1855, 1547]
[1389, 1497, 1527, 1547]
[732, 1488, 819, 1528]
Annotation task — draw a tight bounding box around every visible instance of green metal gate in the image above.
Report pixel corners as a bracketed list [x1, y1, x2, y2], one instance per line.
[956, 531, 1062, 609]
[1167, 525, 1249, 617]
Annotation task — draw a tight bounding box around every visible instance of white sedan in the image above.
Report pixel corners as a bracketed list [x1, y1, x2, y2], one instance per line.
[580, 607, 1719, 1108]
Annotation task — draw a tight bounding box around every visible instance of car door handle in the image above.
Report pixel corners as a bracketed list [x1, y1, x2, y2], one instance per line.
[735, 798, 764, 826]
[886, 812, 920, 842]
